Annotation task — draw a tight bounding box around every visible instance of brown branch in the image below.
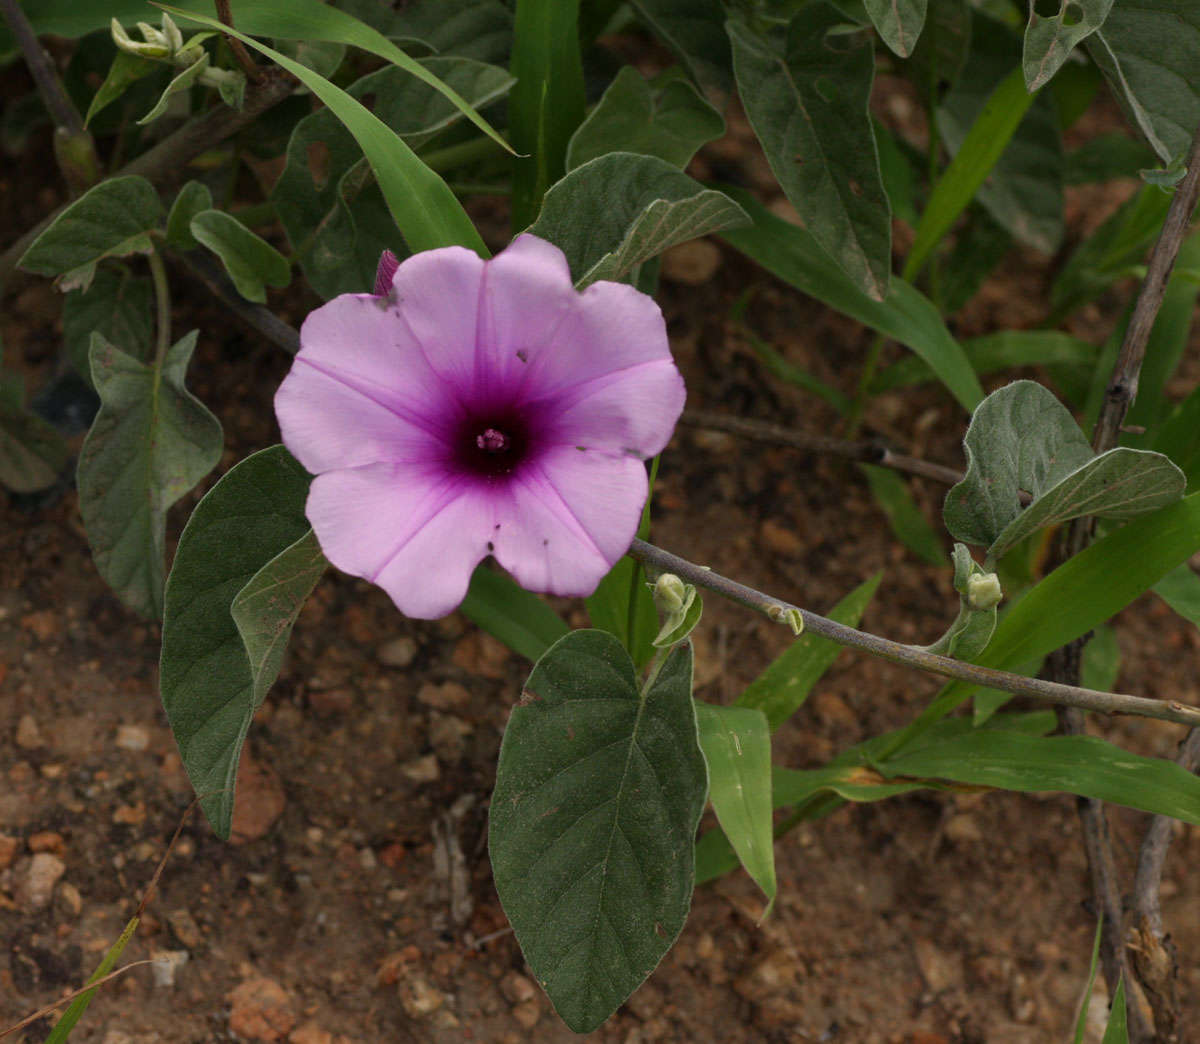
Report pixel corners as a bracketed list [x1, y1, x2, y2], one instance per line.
[0, 67, 294, 287]
[1045, 122, 1200, 1044]
[0, 961, 156, 1040]
[627, 539, 1200, 728]
[214, 0, 264, 83]
[679, 409, 965, 487]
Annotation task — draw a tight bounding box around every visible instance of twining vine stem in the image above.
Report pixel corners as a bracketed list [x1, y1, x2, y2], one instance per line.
[0, 0, 86, 137]
[626, 539, 1200, 729]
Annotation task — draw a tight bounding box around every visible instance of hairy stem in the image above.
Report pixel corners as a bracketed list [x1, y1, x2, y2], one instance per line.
[214, 0, 262, 82]
[0, 0, 84, 136]
[626, 539, 1200, 729]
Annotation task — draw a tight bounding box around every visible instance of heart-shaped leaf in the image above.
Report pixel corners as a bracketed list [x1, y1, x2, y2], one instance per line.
[490, 630, 708, 1033]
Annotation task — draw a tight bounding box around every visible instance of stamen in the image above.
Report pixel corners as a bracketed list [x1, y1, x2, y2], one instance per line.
[476, 428, 509, 453]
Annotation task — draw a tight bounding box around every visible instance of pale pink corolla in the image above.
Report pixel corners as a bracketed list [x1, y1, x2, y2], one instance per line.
[274, 235, 685, 619]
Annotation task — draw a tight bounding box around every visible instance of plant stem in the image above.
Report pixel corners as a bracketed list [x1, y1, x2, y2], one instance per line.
[626, 539, 1200, 729]
[214, 0, 262, 83]
[680, 409, 964, 487]
[0, 0, 84, 136]
[147, 246, 172, 366]
[1046, 123, 1200, 1044]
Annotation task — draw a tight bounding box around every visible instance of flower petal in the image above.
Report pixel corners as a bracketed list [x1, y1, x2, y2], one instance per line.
[492, 446, 648, 597]
[306, 464, 492, 619]
[275, 360, 447, 474]
[383, 245, 485, 393]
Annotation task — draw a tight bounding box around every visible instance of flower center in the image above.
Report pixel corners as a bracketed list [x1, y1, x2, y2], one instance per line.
[454, 409, 531, 480]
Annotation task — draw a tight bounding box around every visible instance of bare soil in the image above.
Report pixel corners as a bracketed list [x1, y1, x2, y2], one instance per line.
[3, 80, 1200, 1044]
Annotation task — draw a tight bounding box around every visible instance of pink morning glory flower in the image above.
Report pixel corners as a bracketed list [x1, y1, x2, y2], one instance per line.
[274, 235, 685, 619]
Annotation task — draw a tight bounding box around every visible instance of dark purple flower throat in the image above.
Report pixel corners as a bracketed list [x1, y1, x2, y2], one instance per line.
[453, 406, 532, 479]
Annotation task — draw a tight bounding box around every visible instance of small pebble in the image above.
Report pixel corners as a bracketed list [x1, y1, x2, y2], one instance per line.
[15, 714, 43, 750]
[15, 852, 66, 909]
[151, 949, 189, 989]
[115, 724, 151, 751]
[376, 636, 417, 668]
[401, 754, 440, 783]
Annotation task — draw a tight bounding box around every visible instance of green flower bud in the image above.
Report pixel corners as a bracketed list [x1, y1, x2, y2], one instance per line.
[652, 573, 688, 617]
[966, 572, 1003, 611]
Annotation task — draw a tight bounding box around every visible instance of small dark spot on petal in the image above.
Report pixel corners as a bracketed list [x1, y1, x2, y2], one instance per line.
[516, 349, 528, 362]
[494, 523, 501, 530]
[543, 539, 549, 546]
[487, 541, 494, 551]
[575, 446, 587, 452]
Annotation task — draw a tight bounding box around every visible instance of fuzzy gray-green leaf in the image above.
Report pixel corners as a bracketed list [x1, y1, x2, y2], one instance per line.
[190, 209, 291, 303]
[78, 331, 222, 619]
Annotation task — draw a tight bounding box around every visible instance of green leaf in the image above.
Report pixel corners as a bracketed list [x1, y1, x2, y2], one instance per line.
[1080, 623, 1122, 693]
[871, 330, 1096, 393]
[390, 0, 514, 63]
[728, 10, 891, 301]
[189, 209, 291, 303]
[587, 557, 659, 671]
[905, 490, 1200, 737]
[0, 387, 69, 494]
[905, 65, 1037, 280]
[1074, 919, 1104, 1044]
[62, 266, 154, 381]
[865, 0, 928, 57]
[908, 0, 971, 92]
[1064, 132, 1158, 184]
[79, 331, 223, 619]
[629, 0, 732, 103]
[938, 25, 1064, 254]
[695, 702, 775, 906]
[653, 589, 703, 648]
[528, 153, 749, 285]
[44, 915, 140, 1043]
[1023, 0, 1114, 91]
[1152, 382, 1200, 493]
[1049, 183, 1170, 321]
[567, 66, 724, 171]
[509, 0, 587, 230]
[85, 51, 160, 126]
[231, 529, 327, 708]
[160, 445, 315, 837]
[162, 0, 512, 153]
[863, 465, 946, 566]
[162, 7, 487, 258]
[459, 565, 569, 662]
[882, 729, 1200, 825]
[738, 573, 881, 732]
[944, 381, 1185, 561]
[165, 180, 213, 250]
[1154, 564, 1200, 628]
[18, 175, 164, 291]
[489, 630, 708, 1033]
[138, 50, 209, 126]
[1086, 2, 1200, 165]
[719, 187, 983, 412]
[1103, 978, 1130, 1044]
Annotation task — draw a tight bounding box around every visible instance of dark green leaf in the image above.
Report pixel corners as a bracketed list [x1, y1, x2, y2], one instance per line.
[863, 465, 946, 565]
[138, 51, 211, 126]
[729, 11, 891, 301]
[737, 572, 881, 732]
[84, 51, 159, 126]
[1087, 2, 1200, 165]
[882, 729, 1200, 825]
[62, 266, 154, 381]
[231, 529, 327, 708]
[587, 556, 659, 671]
[190, 209, 291, 303]
[0, 386, 69, 494]
[695, 702, 775, 905]
[79, 331, 223, 618]
[944, 381, 1185, 561]
[459, 565, 569, 662]
[529, 153, 749, 285]
[490, 631, 707, 1033]
[871, 330, 1095, 393]
[865, 0, 927, 57]
[1064, 132, 1157, 184]
[390, 0, 514, 63]
[567, 66, 724, 170]
[1080, 623, 1121, 693]
[939, 25, 1064, 254]
[1154, 564, 1200, 628]
[164, 8, 487, 258]
[908, 0, 971, 92]
[907, 66, 1037, 279]
[1152, 383, 1200, 493]
[160, 446, 315, 837]
[1023, 0, 1114, 91]
[630, 0, 732, 103]
[1103, 978, 1129, 1044]
[509, 0, 587, 230]
[719, 187, 983, 412]
[18, 175, 163, 291]
[165, 180, 214, 250]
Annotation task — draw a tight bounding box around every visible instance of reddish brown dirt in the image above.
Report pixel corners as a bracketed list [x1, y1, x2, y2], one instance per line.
[3, 71, 1200, 1044]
